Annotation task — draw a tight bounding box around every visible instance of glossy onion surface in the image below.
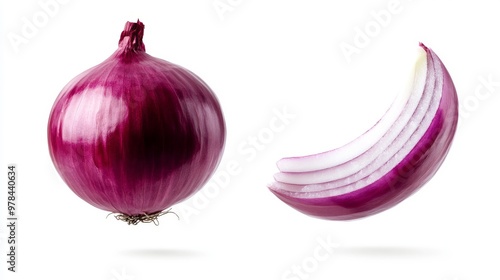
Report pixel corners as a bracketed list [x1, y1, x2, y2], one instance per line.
[48, 20, 225, 221]
[268, 44, 458, 220]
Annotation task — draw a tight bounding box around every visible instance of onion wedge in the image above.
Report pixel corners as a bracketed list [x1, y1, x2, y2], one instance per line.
[268, 43, 458, 220]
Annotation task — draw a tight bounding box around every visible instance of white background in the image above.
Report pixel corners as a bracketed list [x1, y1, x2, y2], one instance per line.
[1, 1, 500, 279]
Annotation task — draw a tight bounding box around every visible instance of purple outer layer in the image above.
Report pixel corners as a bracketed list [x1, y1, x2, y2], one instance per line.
[48, 20, 225, 216]
[269, 44, 458, 220]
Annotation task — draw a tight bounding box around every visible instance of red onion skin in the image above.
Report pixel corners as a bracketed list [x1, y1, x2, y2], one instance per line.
[269, 45, 458, 220]
[48, 21, 225, 216]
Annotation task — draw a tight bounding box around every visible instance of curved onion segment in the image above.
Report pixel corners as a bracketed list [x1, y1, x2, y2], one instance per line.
[48, 20, 225, 225]
[268, 43, 458, 220]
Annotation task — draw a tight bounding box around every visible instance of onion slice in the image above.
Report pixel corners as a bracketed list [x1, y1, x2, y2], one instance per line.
[268, 43, 458, 220]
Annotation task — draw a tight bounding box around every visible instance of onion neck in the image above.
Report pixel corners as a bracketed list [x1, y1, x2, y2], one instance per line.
[118, 20, 146, 52]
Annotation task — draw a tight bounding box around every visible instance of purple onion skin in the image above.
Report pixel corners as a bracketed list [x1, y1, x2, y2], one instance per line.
[48, 21, 225, 216]
[270, 45, 458, 220]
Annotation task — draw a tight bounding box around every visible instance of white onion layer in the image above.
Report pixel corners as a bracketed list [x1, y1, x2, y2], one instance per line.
[271, 48, 445, 198]
[276, 49, 428, 173]
[275, 50, 429, 184]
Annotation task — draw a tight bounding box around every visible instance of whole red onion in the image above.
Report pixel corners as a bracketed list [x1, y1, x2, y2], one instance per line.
[48, 20, 225, 224]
